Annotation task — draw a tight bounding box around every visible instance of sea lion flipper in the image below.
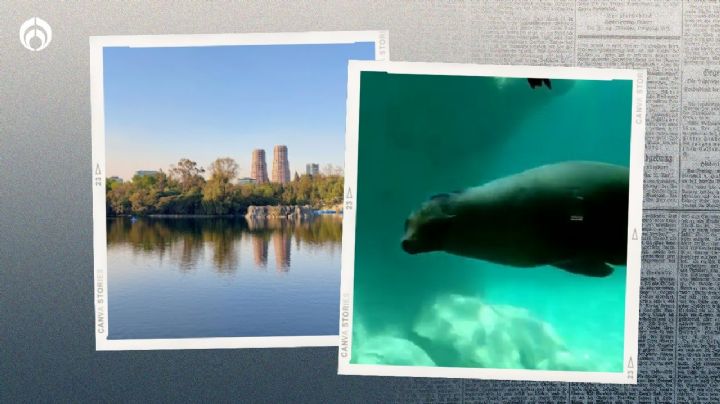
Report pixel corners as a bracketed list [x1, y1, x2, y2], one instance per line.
[552, 260, 613, 277]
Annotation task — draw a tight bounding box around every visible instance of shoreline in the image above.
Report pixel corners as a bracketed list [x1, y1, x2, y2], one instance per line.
[109, 214, 238, 218]
[107, 212, 343, 219]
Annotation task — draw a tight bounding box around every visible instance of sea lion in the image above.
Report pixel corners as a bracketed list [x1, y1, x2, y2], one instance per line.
[401, 161, 629, 277]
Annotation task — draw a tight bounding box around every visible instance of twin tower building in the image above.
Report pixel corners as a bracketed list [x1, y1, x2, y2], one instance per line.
[250, 145, 290, 184]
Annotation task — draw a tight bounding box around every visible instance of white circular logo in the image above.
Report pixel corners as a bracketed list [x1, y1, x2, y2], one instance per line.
[19, 17, 52, 51]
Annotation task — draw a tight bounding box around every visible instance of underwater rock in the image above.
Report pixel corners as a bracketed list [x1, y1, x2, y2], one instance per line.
[353, 335, 436, 366]
[413, 294, 589, 370]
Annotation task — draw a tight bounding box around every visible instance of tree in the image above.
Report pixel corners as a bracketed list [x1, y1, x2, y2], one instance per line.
[208, 157, 239, 185]
[203, 157, 240, 214]
[106, 177, 121, 193]
[151, 170, 172, 193]
[206, 157, 239, 198]
[170, 158, 205, 193]
[132, 173, 157, 189]
[129, 188, 157, 215]
[106, 156, 348, 215]
[107, 182, 133, 215]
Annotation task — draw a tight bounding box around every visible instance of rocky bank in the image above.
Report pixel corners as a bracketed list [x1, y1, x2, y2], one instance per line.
[245, 205, 316, 219]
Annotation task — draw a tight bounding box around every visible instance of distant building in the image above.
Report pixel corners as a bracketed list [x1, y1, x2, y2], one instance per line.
[271, 145, 291, 184]
[250, 149, 269, 184]
[306, 163, 320, 176]
[238, 177, 257, 185]
[108, 176, 123, 183]
[134, 170, 158, 178]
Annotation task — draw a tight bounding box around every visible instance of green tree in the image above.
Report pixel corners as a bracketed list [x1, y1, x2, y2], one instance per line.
[105, 156, 345, 215]
[129, 188, 157, 215]
[107, 181, 133, 215]
[170, 158, 206, 193]
[132, 173, 157, 189]
[203, 157, 240, 214]
[207, 157, 239, 192]
[106, 177, 121, 193]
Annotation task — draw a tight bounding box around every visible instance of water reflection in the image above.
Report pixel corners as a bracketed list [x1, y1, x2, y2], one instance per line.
[273, 231, 292, 272]
[251, 234, 269, 269]
[107, 215, 342, 274]
[107, 215, 344, 338]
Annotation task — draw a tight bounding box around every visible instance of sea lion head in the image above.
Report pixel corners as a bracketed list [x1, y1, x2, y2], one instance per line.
[401, 193, 456, 255]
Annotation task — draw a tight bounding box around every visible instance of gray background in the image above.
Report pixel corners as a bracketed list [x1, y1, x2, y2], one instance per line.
[1, 1, 711, 402]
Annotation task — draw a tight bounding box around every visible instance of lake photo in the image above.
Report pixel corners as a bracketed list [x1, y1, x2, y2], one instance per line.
[92, 32, 384, 346]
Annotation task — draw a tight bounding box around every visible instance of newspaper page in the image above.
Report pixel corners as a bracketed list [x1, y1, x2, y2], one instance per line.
[374, 1, 718, 402]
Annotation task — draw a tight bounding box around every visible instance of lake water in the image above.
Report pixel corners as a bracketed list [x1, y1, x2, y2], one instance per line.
[106, 215, 342, 339]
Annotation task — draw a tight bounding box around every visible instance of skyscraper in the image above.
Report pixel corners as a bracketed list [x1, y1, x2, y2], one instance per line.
[250, 149, 269, 184]
[271, 145, 290, 184]
[306, 163, 319, 176]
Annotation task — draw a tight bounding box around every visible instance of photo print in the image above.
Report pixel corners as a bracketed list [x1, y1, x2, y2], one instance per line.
[338, 61, 645, 383]
[91, 31, 388, 350]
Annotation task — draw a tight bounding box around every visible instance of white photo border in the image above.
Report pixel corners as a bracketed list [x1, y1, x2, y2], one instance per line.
[91, 30, 389, 351]
[338, 61, 646, 384]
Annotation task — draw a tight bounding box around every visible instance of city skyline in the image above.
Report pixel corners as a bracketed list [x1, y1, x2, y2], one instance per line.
[104, 42, 375, 181]
[113, 145, 340, 183]
[109, 145, 344, 182]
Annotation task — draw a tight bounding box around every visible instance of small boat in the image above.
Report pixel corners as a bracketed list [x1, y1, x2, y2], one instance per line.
[130, 216, 137, 224]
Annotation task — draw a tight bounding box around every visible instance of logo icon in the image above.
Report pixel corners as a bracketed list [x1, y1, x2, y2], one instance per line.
[19, 17, 52, 51]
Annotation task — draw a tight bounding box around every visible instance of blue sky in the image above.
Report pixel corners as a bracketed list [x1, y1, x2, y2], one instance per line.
[104, 42, 375, 181]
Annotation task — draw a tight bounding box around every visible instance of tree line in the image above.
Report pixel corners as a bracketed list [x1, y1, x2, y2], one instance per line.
[106, 157, 345, 216]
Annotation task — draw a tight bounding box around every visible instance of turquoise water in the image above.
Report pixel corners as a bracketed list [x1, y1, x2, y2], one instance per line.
[351, 73, 632, 372]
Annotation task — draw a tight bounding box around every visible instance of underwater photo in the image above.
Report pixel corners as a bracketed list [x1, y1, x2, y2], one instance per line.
[341, 64, 644, 381]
